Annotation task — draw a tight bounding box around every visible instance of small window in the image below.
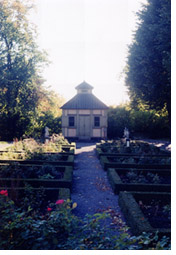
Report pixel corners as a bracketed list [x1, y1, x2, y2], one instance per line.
[94, 116, 100, 127]
[69, 116, 75, 127]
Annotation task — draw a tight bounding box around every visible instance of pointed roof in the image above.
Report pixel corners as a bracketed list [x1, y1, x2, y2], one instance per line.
[75, 81, 93, 90]
[61, 81, 108, 110]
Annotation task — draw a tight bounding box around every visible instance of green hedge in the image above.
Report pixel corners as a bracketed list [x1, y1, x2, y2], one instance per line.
[108, 106, 170, 139]
[107, 168, 171, 194]
[119, 191, 171, 237]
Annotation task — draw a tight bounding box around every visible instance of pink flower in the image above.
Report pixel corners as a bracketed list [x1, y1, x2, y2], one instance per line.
[0, 190, 8, 196]
[47, 207, 52, 212]
[55, 199, 64, 205]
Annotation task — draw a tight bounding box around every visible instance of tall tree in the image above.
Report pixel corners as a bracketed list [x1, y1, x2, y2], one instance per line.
[125, 0, 171, 123]
[0, 0, 48, 140]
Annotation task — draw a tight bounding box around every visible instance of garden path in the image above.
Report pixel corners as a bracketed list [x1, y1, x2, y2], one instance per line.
[71, 142, 127, 232]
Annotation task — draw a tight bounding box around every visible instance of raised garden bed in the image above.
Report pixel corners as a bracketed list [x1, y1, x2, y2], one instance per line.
[108, 168, 171, 194]
[0, 148, 75, 161]
[0, 139, 76, 157]
[96, 147, 170, 159]
[0, 145, 75, 153]
[106, 156, 171, 164]
[96, 140, 170, 155]
[0, 164, 73, 189]
[0, 163, 72, 211]
[51, 142, 76, 154]
[100, 156, 171, 170]
[0, 186, 70, 212]
[118, 191, 171, 237]
[0, 154, 74, 167]
[61, 142, 76, 149]
[0, 187, 70, 199]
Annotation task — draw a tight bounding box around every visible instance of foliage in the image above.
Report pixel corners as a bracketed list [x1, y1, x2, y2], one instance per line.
[0, 195, 79, 249]
[9, 137, 68, 152]
[29, 88, 65, 138]
[0, 0, 48, 140]
[31, 114, 62, 140]
[135, 231, 170, 250]
[108, 105, 170, 139]
[0, 136, 70, 158]
[120, 171, 168, 184]
[0, 138, 72, 183]
[0, 1, 64, 141]
[0, 193, 170, 250]
[0, 163, 63, 180]
[97, 139, 168, 155]
[112, 156, 170, 165]
[125, 0, 171, 122]
[107, 105, 131, 138]
[37, 88, 65, 119]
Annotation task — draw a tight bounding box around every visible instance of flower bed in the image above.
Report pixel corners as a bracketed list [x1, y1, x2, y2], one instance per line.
[108, 168, 171, 194]
[0, 164, 73, 188]
[0, 162, 72, 211]
[0, 154, 74, 167]
[0, 145, 75, 160]
[0, 187, 70, 206]
[118, 191, 171, 237]
[0, 139, 75, 202]
[96, 140, 170, 156]
[100, 156, 171, 170]
[96, 148, 170, 159]
[107, 156, 171, 164]
[0, 191, 171, 249]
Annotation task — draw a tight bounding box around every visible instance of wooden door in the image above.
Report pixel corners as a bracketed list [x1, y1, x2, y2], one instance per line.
[79, 115, 91, 139]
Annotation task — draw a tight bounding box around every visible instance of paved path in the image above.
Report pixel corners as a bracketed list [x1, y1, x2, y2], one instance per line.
[71, 142, 127, 233]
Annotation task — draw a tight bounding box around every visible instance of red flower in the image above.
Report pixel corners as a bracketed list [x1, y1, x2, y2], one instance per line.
[0, 190, 8, 196]
[55, 199, 64, 205]
[47, 207, 52, 212]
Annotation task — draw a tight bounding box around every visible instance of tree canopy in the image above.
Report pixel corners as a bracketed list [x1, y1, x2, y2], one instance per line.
[125, 0, 171, 122]
[0, 0, 48, 140]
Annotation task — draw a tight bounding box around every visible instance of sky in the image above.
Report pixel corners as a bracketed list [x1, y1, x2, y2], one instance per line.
[31, 0, 147, 106]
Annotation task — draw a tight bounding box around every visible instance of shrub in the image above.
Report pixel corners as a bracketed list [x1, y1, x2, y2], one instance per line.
[107, 106, 131, 138]
[0, 193, 171, 250]
[107, 105, 170, 139]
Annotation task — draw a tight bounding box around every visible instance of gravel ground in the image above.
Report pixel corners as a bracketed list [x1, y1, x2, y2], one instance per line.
[71, 142, 128, 233]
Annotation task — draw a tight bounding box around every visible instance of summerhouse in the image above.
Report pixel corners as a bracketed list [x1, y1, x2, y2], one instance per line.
[61, 81, 108, 140]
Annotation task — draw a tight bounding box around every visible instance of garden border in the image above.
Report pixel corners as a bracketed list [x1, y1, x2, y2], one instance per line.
[96, 147, 170, 159]
[0, 166, 73, 190]
[107, 168, 171, 194]
[0, 154, 74, 167]
[100, 156, 171, 170]
[118, 191, 171, 237]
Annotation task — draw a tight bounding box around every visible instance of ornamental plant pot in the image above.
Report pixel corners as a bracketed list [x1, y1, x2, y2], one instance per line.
[107, 168, 171, 194]
[100, 156, 171, 170]
[118, 191, 171, 238]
